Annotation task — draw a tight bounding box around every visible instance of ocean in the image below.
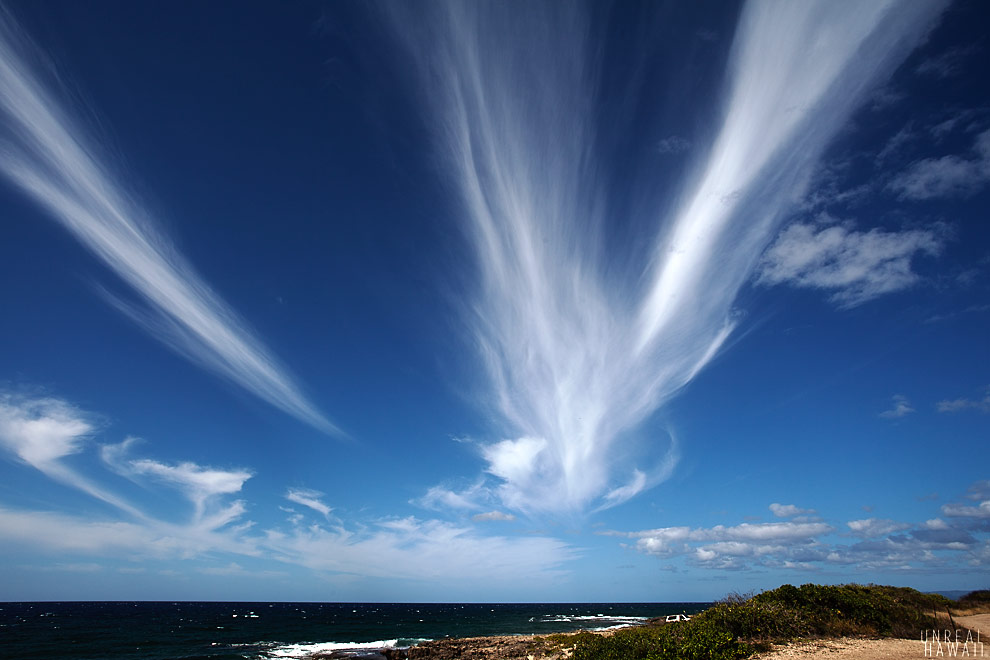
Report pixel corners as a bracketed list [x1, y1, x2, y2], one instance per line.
[0, 601, 709, 660]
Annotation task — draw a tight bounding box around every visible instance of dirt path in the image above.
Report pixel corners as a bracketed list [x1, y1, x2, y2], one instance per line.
[752, 638, 928, 659]
[955, 613, 990, 634]
[753, 631, 988, 660]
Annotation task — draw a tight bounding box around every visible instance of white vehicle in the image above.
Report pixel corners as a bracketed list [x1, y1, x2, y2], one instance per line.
[665, 614, 691, 623]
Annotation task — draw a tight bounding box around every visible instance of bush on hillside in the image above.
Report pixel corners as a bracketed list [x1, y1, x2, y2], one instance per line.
[568, 583, 949, 660]
[958, 590, 990, 605]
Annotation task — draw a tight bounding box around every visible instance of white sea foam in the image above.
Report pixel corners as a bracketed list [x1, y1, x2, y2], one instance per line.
[265, 639, 399, 658]
[539, 613, 650, 631]
[264, 638, 432, 658]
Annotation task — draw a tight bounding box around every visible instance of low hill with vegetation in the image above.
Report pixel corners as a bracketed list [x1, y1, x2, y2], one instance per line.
[540, 584, 988, 660]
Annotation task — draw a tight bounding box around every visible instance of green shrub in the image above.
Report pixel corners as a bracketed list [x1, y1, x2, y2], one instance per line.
[571, 617, 749, 660]
[569, 583, 952, 660]
[958, 590, 990, 605]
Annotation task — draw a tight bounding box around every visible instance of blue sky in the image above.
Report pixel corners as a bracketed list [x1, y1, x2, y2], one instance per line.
[0, 0, 988, 602]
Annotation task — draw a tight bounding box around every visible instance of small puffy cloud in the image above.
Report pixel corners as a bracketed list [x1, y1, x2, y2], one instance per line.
[964, 481, 990, 501]
[656, 135, 691, 154]
[888, 129, 990, 200]
[880, 395, 915, 419]
[285, 488, 332, 518]
[876, 123, 917, 164]
[472, 511, 516, 522]
[756, 218, 942, 307]
[922, 518, 949, 530]
[415, 482, 488, 512]
[916, 45, 979, 79]
[937, 387, 990, 414]
[769, 503, 816, 518]
[0, 394, 141, 516]
[870, 86, 906, 112]
[0, 393, 92, 469]
[847, 518, 911, 538]
[942, 500, 990, 520]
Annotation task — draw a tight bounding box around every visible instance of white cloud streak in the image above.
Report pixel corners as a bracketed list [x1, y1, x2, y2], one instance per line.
[285, 488, 332, 518]
[380, 1, 945, 513]
[0, 393, 143, 517]
[0, 10, 338, 436]
[0, 503, 573, 588]
[263, 516, 572, 583]
[101, 438, 252, 530]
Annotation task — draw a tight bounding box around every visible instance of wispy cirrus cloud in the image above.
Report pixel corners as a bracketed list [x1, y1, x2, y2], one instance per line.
[0, 392, 574, 592]
[0, 10, 338, 436]
[285, 488, 333, 518]
[382, 0, 946, 513]
[102, 439, 252, 530]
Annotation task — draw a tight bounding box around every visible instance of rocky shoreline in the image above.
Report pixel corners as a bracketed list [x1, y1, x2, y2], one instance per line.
[309, 631, 595, 660]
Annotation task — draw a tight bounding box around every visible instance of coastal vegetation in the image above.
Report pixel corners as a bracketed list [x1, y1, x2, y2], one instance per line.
[533, 584, 982, 660]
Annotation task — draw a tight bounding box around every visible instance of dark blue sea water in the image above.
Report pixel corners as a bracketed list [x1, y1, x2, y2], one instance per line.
[0, 601, 709, 660]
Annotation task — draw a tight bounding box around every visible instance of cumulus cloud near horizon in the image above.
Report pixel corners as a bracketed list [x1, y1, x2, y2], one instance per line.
[382, 0, 946, 514]
[612, 484, 990, 571]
